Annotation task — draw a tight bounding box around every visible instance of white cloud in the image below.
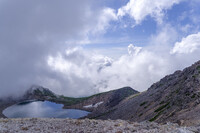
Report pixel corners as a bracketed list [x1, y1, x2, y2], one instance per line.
[118, 0, 182, 24]
[92, 8, 118, 34]
[98, 49, 171, 92]
[171, 32, 200, 54]
[149, 24, 178, 50]
[45, 47, 114, 96]
[128, 44, 142, 56]
[42, 44, 171, 94]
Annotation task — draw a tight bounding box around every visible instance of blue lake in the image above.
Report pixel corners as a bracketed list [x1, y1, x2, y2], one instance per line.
[3, 101, 90, 118]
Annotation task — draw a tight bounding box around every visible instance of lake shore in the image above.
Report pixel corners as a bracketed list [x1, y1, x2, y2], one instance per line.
[0, 102, 16, 118]
[0, 118, 199, 133]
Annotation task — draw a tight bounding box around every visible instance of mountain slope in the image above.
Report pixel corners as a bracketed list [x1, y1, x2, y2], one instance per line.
[64, 87, 138, 112]
[0, 86, 138, 118]
[96, 60, 200, 126]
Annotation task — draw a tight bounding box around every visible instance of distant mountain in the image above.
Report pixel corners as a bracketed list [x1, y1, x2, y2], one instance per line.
[97, 60, 200, 126]
[0, 86, 138, 119]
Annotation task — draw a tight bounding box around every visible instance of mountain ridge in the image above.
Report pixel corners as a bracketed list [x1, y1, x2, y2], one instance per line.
[0, 86, 138, 119]
[96, 60, 200, 126]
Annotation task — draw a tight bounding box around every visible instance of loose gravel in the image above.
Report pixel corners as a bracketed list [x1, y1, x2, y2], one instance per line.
[0, 118, 199, 133]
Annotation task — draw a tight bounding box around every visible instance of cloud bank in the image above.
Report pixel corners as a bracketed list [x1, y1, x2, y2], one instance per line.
[0, 0, 200, 99]
[0, 0, 116, 98]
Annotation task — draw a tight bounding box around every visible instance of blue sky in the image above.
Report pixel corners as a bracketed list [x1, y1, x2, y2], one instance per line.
[95, 0, 198, 50]
[83, 0, 200, 58]
[1, 0, 200, 97]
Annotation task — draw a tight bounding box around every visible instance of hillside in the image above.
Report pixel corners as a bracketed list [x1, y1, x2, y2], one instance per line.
[0, 86, 138, 118]
[97, 60, 200, 126]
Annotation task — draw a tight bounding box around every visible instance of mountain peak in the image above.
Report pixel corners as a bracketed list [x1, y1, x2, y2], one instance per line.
[25, 85, 57, 99]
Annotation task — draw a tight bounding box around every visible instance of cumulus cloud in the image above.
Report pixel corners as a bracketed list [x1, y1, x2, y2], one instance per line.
[171, 32, 200, 54]
[117, 0, 182, 24]
[98, 48, 171, 92]
[92, 8, 118, 34]
[45, 47, 114, 96]
[45, 45, 171, 93]
[128, 44, 142, 56]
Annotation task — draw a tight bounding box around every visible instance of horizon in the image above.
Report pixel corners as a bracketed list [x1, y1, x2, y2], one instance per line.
[1, 0, 200, 98]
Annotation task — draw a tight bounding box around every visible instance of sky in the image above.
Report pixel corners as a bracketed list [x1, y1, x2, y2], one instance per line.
[1, 0, 200, 98]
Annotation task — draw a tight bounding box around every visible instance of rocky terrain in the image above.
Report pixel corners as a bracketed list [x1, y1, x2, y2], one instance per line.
[97, 60, 200, 126]
[0, 118, 198, 133]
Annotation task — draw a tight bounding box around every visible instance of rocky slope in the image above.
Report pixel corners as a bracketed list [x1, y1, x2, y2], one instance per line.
[0, 118, 198, 133]
[97, 60, 200, 126]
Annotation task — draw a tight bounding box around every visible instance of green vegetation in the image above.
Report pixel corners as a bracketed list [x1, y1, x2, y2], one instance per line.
[192, 74, 199, 78]
[176, 89, 180, 94]
[191, 94, 196, 98]
[52, 90, 110, 106]
[157, 83, 164, 88]
[33, 86, 137, 107]
[139, 113, 143, 117]
[149, 110, 164, 122]
[197, 66, 200, 70]
[149, 102, 170, 122]
[159, 101, 165, 104]
[140, 101, 147, 106]
[166, 105, 171, 109]
[154, 102, 170, 112]
[185, 92, 190, 96]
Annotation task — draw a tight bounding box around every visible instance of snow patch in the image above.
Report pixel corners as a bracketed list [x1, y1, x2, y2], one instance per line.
[83, 101, 104, 108]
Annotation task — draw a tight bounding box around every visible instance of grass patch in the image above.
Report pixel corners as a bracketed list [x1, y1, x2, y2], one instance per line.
[140, 101, 147, 106]
[139, 113, 143, 117]
[154, 102, 170, 112]
[185, 92, 190, 96]
[166, 105, 171, 109]
[191, 94, 196, 98]
[159, 101, 165, 104]
[149, 110, 164, 122]
[197, 66, 200, 70]
[192, 74, 199, 78]
[176, 89, 180, 94]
